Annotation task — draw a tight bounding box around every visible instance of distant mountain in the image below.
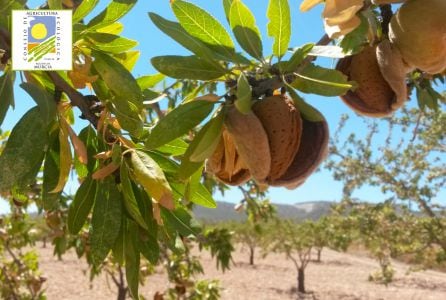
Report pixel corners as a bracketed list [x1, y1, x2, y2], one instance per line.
[193, 200, 335, 222]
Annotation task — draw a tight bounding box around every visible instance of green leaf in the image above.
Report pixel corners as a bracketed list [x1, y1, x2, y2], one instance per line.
[78, 125, 99, 174]
[267, 0, 291, 58]
[156, 138, 189, 156]
[229, 0, 263, 60]
[42, 133, 61, 210]
[125, 221, 140, 300]
[291, 64, 355, 96]
[0, 71, 14, 127]
[137, 73, 165, 90]
[189, 111, 225, 162]
[0, 107, 47, 192]
[87, 0, 137, 31]
[73, 0, 99, 24]
[96, 22, 124, 35]
[86, 33, 138, 54]
[286, 86, 324, 122]
[134, 187, 159, 264]
[92, 51, 142, 107]
[235, 73, 252, 114]
[50, 119, 72, 193]
[48, 0, 62, 9]
[128, 150, 174, 209]
[67, 176, 97, 235]
[112, 216, 126, 265]
[282, 43, 314, 73]
[172, 0, 235, 60]
[120, 161, 148, 230]
[151, 55, 227, 80]
[145, 100, 215, 149]
[146, 151, 180, 175]
[113, 50, 140, 71]
[417, 87, 438, 111]
[149, 13, 223, 66]
[187, 167, 216, 208]
[92, 51, 143, 137]
[20, 82, 56, 125]
[223, 0, 234, 22]
[340, 14, 368, 55]
[161, 207, 201, 237]
[90, 178, 123, 266]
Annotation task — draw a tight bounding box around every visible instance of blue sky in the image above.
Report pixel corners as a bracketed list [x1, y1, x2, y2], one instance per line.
[1, 0, 444, 212]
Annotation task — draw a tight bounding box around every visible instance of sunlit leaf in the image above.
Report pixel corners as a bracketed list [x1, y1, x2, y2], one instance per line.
[223, 0, 234, 22]
[187, 167, 217, 208]
[189, 110, 225, 162]
[87, 0, 137, 31]
[235, 73, 252, 114]
[73, 0, 99, 24]
[120, 160, 149, 230]
[145, 100, 215, 149]
[267, 0, 291, 58]
[151, 55, 227, 80]
[92, 51, 143, 137]
[86, 33, 138, 54]
[128, 150, 174, 210]
[172, 0, 235, 60]
[291, 63, 355, 96]
[136, 73, 165, 90]
[281, 43, 314, 73]
[50, 117, 72, 193]
[156, 138, 189, 156]
[149, 13, 224, 66]
[229, 0, 263, 60]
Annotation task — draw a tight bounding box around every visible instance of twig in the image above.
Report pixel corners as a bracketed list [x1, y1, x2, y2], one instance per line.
[410, 111, 423, 142]
[229, 34, 332, 98]
[0, 27, 11, 64]
[46, 72, 99, 127]
[379, 5, 393, 36]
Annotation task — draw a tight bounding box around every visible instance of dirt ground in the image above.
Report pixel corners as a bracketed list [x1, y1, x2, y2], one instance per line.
[37, 244, 446, 300]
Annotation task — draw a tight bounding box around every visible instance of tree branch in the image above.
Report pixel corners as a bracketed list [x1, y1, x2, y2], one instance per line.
[46, 72, 100, 127]
[228, 34, 332, 99]
[379, 5, 393, 36]
[0, 27, 11, 64]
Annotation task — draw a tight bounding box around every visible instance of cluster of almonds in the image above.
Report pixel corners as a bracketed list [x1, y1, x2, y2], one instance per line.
[336, 0, 446, 117]
[206, 95, 329, 189]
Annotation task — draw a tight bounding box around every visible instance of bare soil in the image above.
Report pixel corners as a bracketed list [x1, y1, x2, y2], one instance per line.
[36, 244, 446, 300]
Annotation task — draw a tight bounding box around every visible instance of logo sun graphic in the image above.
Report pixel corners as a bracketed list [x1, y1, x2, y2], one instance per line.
[31, 23, 47, 40]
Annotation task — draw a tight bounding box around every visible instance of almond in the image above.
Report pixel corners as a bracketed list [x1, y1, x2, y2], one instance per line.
[224, 106, 271, 182]
[271, 115, 329, 189]
[252, 95, 302, 181]
[337, 45, 396, 117]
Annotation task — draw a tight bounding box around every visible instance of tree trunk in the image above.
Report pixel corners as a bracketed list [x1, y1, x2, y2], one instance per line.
[249, 246, 255, 265]
[42, 238, 47, 248]
[316, 249, 322, 262]
[117, 286, 127, 300]
[297, 267, 305, 294]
